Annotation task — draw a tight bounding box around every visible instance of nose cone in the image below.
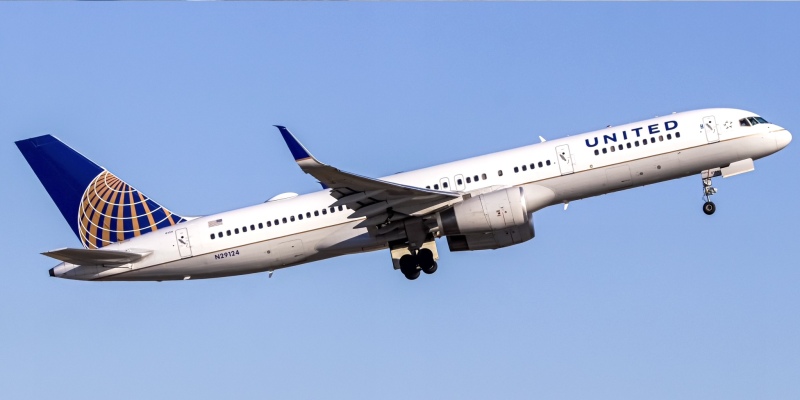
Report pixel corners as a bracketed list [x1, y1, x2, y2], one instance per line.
[776, 129, 792, 150]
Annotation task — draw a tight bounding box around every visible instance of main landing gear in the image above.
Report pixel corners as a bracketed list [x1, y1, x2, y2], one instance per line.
[399, 248, 437, 280]
[701, 169, 720, 215]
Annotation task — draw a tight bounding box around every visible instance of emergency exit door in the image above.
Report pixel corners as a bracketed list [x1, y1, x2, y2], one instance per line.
[703, 116, 719, 143]
[555, 144, 574, 175]
[175, 228, 192, 258]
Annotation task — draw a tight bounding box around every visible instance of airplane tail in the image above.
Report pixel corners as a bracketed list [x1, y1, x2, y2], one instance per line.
[16, 135, 187, 249]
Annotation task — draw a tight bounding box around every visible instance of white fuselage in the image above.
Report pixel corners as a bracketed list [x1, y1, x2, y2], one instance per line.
[51, 108, 792, 281]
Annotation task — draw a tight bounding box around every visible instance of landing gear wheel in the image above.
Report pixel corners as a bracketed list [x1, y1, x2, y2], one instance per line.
[404, 269, 420, 280]
[417, 248, 435, 270]
[422, 261, 438, 275]
[703, 201, 716, 215]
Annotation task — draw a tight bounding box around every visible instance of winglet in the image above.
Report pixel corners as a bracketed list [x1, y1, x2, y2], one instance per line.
[275, 125, 314, 161]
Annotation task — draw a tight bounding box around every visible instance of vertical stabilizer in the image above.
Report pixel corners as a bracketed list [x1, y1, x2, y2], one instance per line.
[16, 135, 186, 249]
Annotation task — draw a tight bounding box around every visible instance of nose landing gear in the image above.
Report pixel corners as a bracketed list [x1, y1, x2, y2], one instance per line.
[701, 169, 721, 215]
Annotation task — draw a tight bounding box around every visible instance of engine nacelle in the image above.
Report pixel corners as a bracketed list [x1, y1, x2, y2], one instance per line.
[437, 187, 535, 251]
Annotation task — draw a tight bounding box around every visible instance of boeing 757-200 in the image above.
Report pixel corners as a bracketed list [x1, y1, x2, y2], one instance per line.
[16, 108, 791, 281]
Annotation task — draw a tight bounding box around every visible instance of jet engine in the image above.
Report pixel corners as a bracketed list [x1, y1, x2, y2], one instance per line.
[437, 187, 534, 251]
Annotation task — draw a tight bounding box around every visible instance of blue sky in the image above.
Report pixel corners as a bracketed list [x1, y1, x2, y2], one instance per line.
[2, 3, 799, 399]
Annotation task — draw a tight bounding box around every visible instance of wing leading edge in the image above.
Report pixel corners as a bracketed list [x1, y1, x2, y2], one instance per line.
[274, 126, 462, 228]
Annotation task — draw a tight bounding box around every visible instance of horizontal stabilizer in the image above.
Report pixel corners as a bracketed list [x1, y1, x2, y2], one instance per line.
[43, 247, 152, 266]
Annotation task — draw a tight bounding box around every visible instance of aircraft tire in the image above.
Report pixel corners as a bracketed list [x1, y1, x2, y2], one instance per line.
[404, 269, 421, 280]
[703, 201, 716, 215]
[417, 248, 434, 270]
[422, 261, 438, 275]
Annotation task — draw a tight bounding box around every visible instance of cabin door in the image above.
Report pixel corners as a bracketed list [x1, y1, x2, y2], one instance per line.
[175, 228, 193, 258]
[703, 116, 719, 143]
[555, 144, 574, 175]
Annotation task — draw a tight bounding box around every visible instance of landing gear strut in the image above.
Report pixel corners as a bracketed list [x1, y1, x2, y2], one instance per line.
[701, 169, 719, 215]
[399, 249, 437, 280]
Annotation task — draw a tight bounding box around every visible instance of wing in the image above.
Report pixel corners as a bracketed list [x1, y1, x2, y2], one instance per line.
[275, 126, 463, 228]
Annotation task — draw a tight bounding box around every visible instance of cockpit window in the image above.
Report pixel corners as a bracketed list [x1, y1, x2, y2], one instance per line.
[747, 117, 758, 125]
[740, 118, 751, 127]
[754, 116, 769, 124]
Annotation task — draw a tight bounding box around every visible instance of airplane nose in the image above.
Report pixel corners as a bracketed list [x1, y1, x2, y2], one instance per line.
[776, 129, 792, 150]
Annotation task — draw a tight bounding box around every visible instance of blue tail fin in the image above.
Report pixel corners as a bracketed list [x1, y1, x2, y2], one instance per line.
[16, 135, 186, 249]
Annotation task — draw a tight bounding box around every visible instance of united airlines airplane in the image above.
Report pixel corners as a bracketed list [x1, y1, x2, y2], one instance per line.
[16, 108, 791, 281]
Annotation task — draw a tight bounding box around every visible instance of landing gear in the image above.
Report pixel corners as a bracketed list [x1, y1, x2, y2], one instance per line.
[701, 170, 720, 215]
[398, 249, 437, 280]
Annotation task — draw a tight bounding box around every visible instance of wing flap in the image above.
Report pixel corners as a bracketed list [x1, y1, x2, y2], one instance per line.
[43, 248, 152, 266]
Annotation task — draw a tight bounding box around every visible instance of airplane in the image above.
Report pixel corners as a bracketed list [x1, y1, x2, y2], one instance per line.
[15, 108, 792, 281]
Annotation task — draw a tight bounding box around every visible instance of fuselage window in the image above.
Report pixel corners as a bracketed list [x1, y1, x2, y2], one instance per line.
[306, 212, 311, 218]
[266, 221, 271, 227]
[635, 141, 639, 147]
[210, 233, 215, 239]
[538, 162, 543, 167]
[481, 173, 487, 180]
[443, 181, 449, 188]
[282, 217, 288, 223]
[498, 170, 503, 177]
[251, 224, 255, 230]
[618, 144, 623, 150]
[522, 165, 527, 171]
[242, 226, 247, 232]
[314, 210, 319, 217]
[514, 167, 519, 173]
[610, 146, 615, 152]
[235, 228, 240, 234]
[226, 230, 231, 236]
[426, 186, 430, 189]
[474, 175, 479, 182]
[330, 207, 335, 213]
[650, 137, 655, 144]
[642, 139, 648, 145]
[546, 160, 551, 166]
[298, 214, 303, 220]
[594, 149, 599, 155]
[338, 205, 344, 211]
[529, 163, 535, 169]
[218, 231, 223, 238]
[676, 132, 681, 138]
[659, 135, 663, 142]
[602, 148, 607, 154]
[434, 184, 439, 190]
[466, 177, 472, 183]
[322, 209, 328, 215]
[275, 219, 280, 225]
[457, 178, 463, 185]
[667, 134, 672, 140]
[626, 143, 631, 149]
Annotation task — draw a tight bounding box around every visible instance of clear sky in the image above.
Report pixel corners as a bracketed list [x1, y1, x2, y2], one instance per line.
[2, 3, 799, 399]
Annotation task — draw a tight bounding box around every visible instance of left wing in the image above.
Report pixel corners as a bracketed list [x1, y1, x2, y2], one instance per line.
[275, 126, 463, 228]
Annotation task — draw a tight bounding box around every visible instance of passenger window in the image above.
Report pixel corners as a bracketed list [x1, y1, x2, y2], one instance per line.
[650, 137, 655, 144]
[457, 178, 463, 185]
[338, 205, 343, 211]
[426, 186, 430, 189]
[306, 212, 311, 218]
[330, 207, 335, 213]
[610, 146, 615, 152]
[443, 182, 449, 188]
[498, 170, 503, 177]
[514, 167, 519, 173]
[282, 217, 287, 223]
[466, 177, 471, 183]
[642, 139, 648, 145]
[618, 144, 623, 150]
[594, 149, 599, 155]
[474, 175, 479, 182]
[626, 143, 632, 149]
[481, 173, 487, 180]
[210, 233, 215, 239]
[218, 231, 223, 238]
[602, 148, 607, 154]
[522, 165, 527, 171]
[529, 163, 535, 169]
[250, 224, 255, 230]
[267, 221, 271, 227]
[227, 230, 231, 236]
[434, 184, 439, 189]
[275, 219, 279, 225]
[538, 162, 543, 167]
[242, 226, 247, 232]
[290, 216, 295, 222]
[322, 209, 327, 215]
[676, 132, 681, 138]
[666, 134, 672, 140]
[314, 210, 319, 217]
[635, 141, 639, 147]
[546, 160, 551, 166]
[659, 135, 663, 141]
[235, 228, 240, 234]
[298, 214, 303, 220]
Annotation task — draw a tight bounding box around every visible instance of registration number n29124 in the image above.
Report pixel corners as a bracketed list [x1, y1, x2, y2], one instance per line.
[215, 250, 240, 260]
